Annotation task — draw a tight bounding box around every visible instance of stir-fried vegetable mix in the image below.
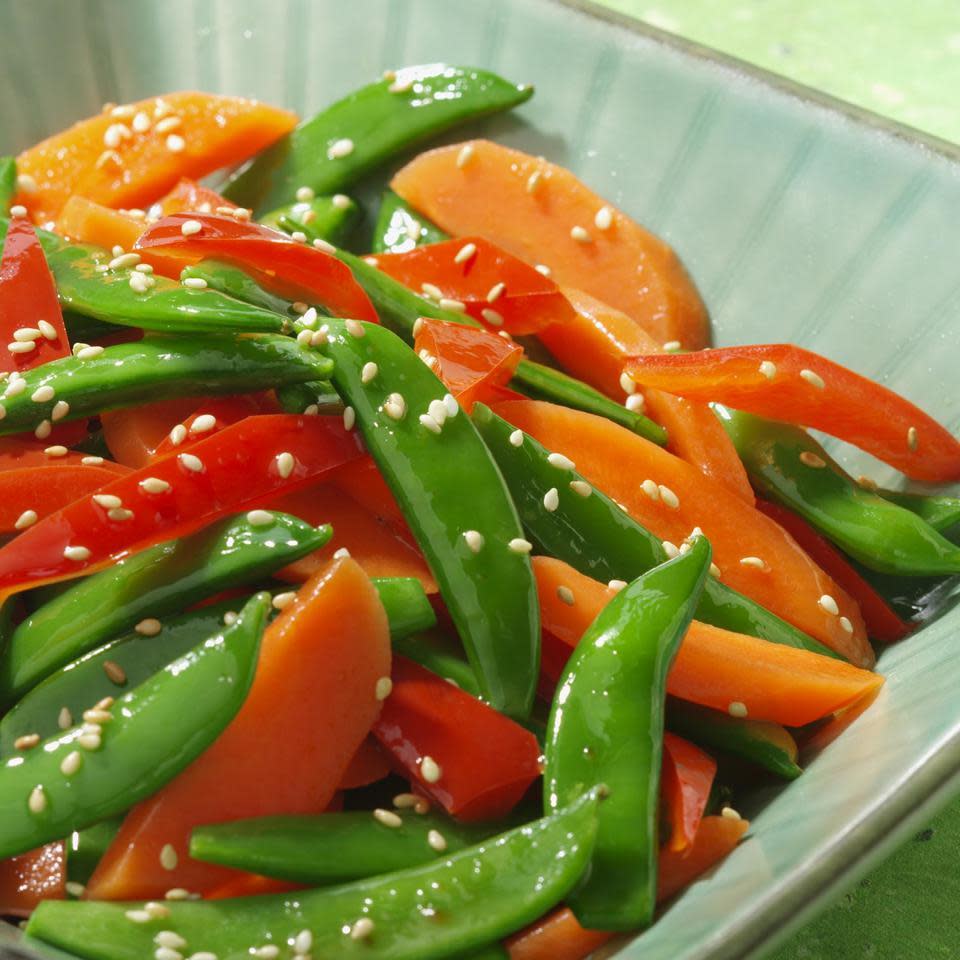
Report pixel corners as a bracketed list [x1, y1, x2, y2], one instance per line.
[0, 64, 954, 960]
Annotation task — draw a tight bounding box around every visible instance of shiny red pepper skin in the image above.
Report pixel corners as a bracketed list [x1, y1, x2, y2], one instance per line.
[661, 732, 716, 852]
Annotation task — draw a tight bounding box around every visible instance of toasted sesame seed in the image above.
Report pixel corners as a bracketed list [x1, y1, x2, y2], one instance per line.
[439, 297, 466, 312]
[293, 185, 316, 203]
[658, 485, 680, 509]
[547, 452, 576, 470]
[350, 918, 374, 941]
[373, 808, 403, 828]
[343, 406, 356, 430]
[94, 696, 115, 711]
[728, 701, 748, 718]
[420, 755, 442, 783]
[272, 591, 297, 611]
[608, 579, 628, 592]
[508, 538, 533, 554]
[222, 611, 238, 627]
[799, 451, 826, 469]
[140, 477, 171, 494]
[178, 453, 204, 473]
[662, 541, 680, 559]
[181, 277, 208, 290]
[739, 556, 768, 570]
[64, 880, 86, 898]
[526, 170, 542, 194]
[166, 134, 186, 153]
[51, 400, 70, 421]
[594, 205, 613, 230]
[443, 393, 459, 418]
[31, 385, 55, 403]
[485, 281, 507, 304]
[110, 509, 135, 527]
[144, 902, 170, 918]
[454, 242, 477, 265]
[77, 345, 105, 360]
[543, 487, 560, 512]
[383, 392, 406, 421]
[108, 252, 141, 270]
[180, 219, 202, 237]
[393, 793, 420, 809]
[60, 750, 83, 776]
[164, 888, 192, 901]
[419, 413, 442, 434]
[663, 340, 682, 352]
[534, 263, 552, 277]
[420, 282, 443, 301]
[463, 530, 485, 553]
[14, 734, 40, 750]
[36, 320, 57, 341]
[625, 393, 646, 413]
[721, 805, 742, 821]
[15, 327, 42, 342]
[134, 618, 162, 637]
[345, 319, 365, 338]
[77, 735, 101, 751]
[839, 616, 854, 634]
[327, 138, 355, 159]
[456, 144, 475, 168]
[28, 785, 47, 814]
[34, 419, 52, 439]
[58, 707, 73, 730]
[159, 844, 178, 870]
[569, 480, 592, 497]
[64, 545, 91, 562]
[426, 828, 448, 852]
[361, 361, 379, 384]
[126, 909, 152, 923]
[375, 676, 393, 701]
[246, 509, 274, 528]
[800, 368, 825, 389]
[8, 340, 37, 354]
[570, 225, 591, 243]
[907, 426, 919, 451]
[818, 594, 840, 616]
[103, 660, 127, 685]
[481, 308, 504, 327]
[557, 585, 575, 605]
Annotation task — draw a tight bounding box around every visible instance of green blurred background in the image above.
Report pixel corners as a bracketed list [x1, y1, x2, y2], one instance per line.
[592, 2, 960, 957]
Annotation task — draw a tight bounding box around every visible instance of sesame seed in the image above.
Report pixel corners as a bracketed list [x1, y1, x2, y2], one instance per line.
[126, 909, 152, 923]
[60, 750, 83, 776]
[34, 419, 52, 439]
[484, 282, 507, 305]
[658, 485, 680, 509]
[131, 110, 151, 133]
[95, 696, 115, 710]
[77, 735, 101, 752]
[14, 734, 40, 750]
[389, 74, 414, 93]
[420, 755, 442, 783]
[103, 123, 131, 149]
[293, 930, 313, 955]
[619, 371, 637, 395]
[296, 329, 314, 347]
[103, 660, 127, 685]
[759, 360, 777, 380]
[800, 368, 825, 389]
[349, 918, 374, 941]
[58, 708, 73, 730]
[439, 297, 466, 312]
[298, 307, 318, 329]
[154, 115, 183, 135]
[9, 204, 28, 218]
[28, 785, 46, 814]
[128, 272, 152, 293]
[569, 480, 592, 497]
[443, 393, 459, 418]
[482, 308, 504, 327]
[165, 134, 186, 153]
[181, 277, 208, 290]
[799, 451, 826, 468]
[8, 340, 37, 354]
[739, 556, 768, 570]
[31, 384, 55, 403]
[662, 541, 680, 559]
[535, 263, 552, 277]
[154, 947, 182, 960]
[418, 413, 442, 434]
[91, 493, 123, 511]
[543, 487, 560, 512]
[361, 361, 379, 384]
[51, 401, 70, 421]
[164, 888, 192, 901]
[135, 619, 162, 637]
[159, 844, 178, 870]
[420, 282, 443, 301]
[383, 393, 406, 420]
[64, 545, 91, 562]
[14, 327, 42, 342]
[178, 453, 204, 473]
[721, 806, 742, 821]
[463, 530, 485, 553]
[290, 231, 307, 244]
[313, 237, 337, 254]
[294, 185, 316, 203]
[557, 585, 575, 605]
[907, 426, 919, 451]
[343, 406, 356, 430]
[108, 252, 141, 270]
[570, 225, 591, 243]
[77, 345, 105, 360]
[327, 138, 355, 159]
[331, 194, 352, 211]
[4, 378, 26, 398]
[81, 455, 105, 465]
[393, 793, 420, 809]
[96, 148, 122, 169]
[594, 205, 613, 230]
[608, 579, 628, 592]
[508, 429, 524, 447]
[180, 219, 202, 237]
[839, 616, 854, 634]
[274, 452, 296, 480]
[272, 591, 297, 611]
[246, 509, 274, 527]
[144, 902, 170, 918]
[82, 708, 112, 725]
[345, 319, 365, 338]
[508, 538, 533, 554]
[373, 808, 403, 828]
[155, 932, 187, 950]
[186, 414, 216, 435]
[16, 173, 37, 193]
[140, 477, 170, 494]
[818, 594, 840, 616]
[251, 948, 279, 960]
[427, 399, 448, 425]
[333, 547, 351, 560]
[427, 829, 447, 852]
[728, 701, 748, 718]
[454, 242, 477, 265]
[526, 170, 542, 194]
[188, 953, 217, 960]
[709, 562, 722, 578]
[547, 452, 575, 471]
[375, 676, 393, 701]
[456, 144, 475, 168]
[625, 394, 647, 413]
[36, 320, 57, 341]
[663, 340, 682, 352]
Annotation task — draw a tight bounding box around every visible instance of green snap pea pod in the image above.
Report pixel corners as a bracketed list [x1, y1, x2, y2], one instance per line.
[666, 698, 802, 780]
[546, 539, 712, 931]
[472, 402, 838, 659]
[322, 320, 538, 719]
[393, 629, 484, 697]
[223, 64, 533, 213]
[61, 310, 124, 345]
[2, 577, 435, 752]
[261, 194, 361, 246]
[28, 789, 601, 960]
[179, 259, 296, 316]
[0, 334, 329, 436]
[719, 407, 960, 576]
[0, 593, 269, 860]
[67, 818, 123, 887]
[0, 156, 16, 212]
[0, 512, 331, 705]
[876, 489, 960, 534]
[189, 810, 495, 884]
[275, 379, 343, 415]
[372, 189, 449, 253]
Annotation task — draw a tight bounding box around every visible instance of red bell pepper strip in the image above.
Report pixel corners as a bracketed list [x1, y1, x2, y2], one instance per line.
[155, 177, 231, 217]
[757, 499, 913, 644]
[374, 236, 576, 335]
[0, 437, 127, 473]
[624, 344, 960, 483]
[150, 394, 267, 459]
[661, 732, 716, 853]
[0, 216, 69, 373]
[0, 842, 65, 918]
[135, 213, 378, 322]
[0, 414, 364, 596]
[413, 318, 523, 412]
[371, 656, 542, 822]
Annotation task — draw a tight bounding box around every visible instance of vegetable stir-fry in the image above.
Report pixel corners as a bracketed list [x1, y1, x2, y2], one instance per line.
[0, 65, 955, 960]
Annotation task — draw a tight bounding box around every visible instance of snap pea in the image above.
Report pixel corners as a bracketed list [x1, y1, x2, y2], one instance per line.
[189, 810, 495, 884]
[0, 333, 329, 436]
[179, 259, 296, 316]
[0, 156, 15, 212]
[546, 540, 711, 931]
[371, 576, 437, 639]
[719, 407, 960, 576]
[275, 379, 343, 415]
[223, 64, 533, 213]
[372, 189, 449, 254]
[322, 320, 539, 719]
[61, 311, 123, 345]
[666, 699, 802, 780]
[67, 818, 123, 887]
[0, 512, 331, 705]
[0, 593, 268, 860]
[28, 790, 601, 960]
[261, 194, 361, 246]
[472, 402, 838, 658]
[393, 629, 483, 698]
[876, 489, 960, 535]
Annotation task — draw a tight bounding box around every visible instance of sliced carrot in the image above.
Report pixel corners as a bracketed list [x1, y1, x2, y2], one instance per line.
[85, 557, 391, 900]
[0, 842, 65, 917]
[533, 557, 883, 726]
[662, 733, 716, 853]
[338, 736, 392, 790]
[541, 288, 753, 503]
[267, 482, 437, 592]
[101, 396, 204, 468]
[16, 92, 297, 224]
[497, 399, 871, 665]
[506, 816, 750, 960]
[391, 139, 710, 350]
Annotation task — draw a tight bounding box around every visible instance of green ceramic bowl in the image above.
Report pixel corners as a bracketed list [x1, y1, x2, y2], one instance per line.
[1, 1, 958, 958]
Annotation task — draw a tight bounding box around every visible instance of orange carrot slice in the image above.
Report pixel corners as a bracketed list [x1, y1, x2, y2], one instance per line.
[391, 139, 710, 350]
[16, 92, 297, 224]
[101, 396, 206, 468]
[534, 557, 883, 726]
[338, 736, 392, 790]
[497, 398, 871, 665]
[85, 557, 390, 900]
[0, 843, 65, 917]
